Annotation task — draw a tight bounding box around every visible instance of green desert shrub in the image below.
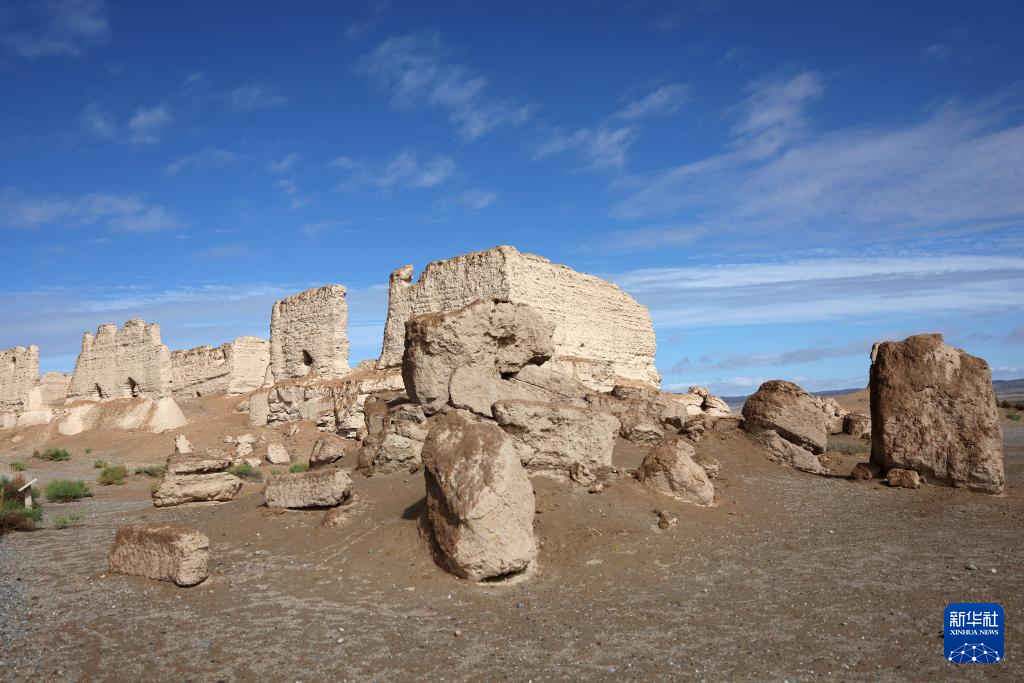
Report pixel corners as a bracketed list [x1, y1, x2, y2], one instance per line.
[133, 465, 165, 477]
[45, 479, 92, 502]
[828, 439, 868, 456]
[1, 475, 43, 533]
[53, 511, 84, 529]
[35, 448, 71, 462]
[93, 459, 108, 469]
[98, 465, 128, 486]
[10, 462, 27, 472]
[1008, 412, 1021, 422]
[227, 463, 262, 480]
[288, 462, 309, 474]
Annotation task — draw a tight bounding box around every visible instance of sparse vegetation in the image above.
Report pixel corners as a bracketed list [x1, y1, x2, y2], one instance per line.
[45, 479, 92, 503]
[34, 447, 71, 462]
[999, 399, 1024, 411]
[98, 465, 128, 486]
[289, 462, 309, 474]
[53, 511, 84, 529]
[227, 463, 262, 480]
[93, 459, 108, 469]
[828, 439, 869, 456]
[85, 448, 92, 455]
[134, 465, 165, 477]
[1008, 412, 1021, 422]
[1, 475, 44, 533]
[10, 462, 27, 472]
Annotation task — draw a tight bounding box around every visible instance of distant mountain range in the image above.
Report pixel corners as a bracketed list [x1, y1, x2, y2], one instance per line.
[721, 378, 1024, 411]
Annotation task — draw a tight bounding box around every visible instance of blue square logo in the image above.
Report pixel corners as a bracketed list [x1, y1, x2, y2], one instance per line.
[945, 603, 1004, 663]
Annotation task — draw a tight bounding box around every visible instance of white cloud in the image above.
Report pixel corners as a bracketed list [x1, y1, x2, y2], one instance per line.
[614, 83, 690, 120]
[267, 153, 300, 174]
[607, 253, 1024, 330]
[0, 189, 184, 233]
[345, 0, 391, 42]
[534, 125, 638, 170]
[0, 0, 109, 58]
[127, 104, 172, 145]
[164, 147, 240, 176]
[331, 150, 458, 190]
[300, 219, 348, 238]
[228, 83, 287, 111]
[274, 179, 312, 209]
[356, 31, 533, 140]
[79, 102, 115, 138]
[611, 74, 1024, 248]
[436, 189, 497, 212]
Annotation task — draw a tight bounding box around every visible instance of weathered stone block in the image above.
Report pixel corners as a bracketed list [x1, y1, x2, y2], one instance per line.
[108, 524, 209, 587]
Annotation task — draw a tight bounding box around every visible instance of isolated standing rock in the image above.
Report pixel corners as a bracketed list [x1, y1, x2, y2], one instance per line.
[742, 380, 828, 454]
[266, 443, 291, 464]
[635, 439, 715, 506]
[869, 333, 1004, 494]
[153, 472, 243, 507]
[173, 434, 193, 454]
[421, 410, 536, 581]
[107, 524, 209, 587]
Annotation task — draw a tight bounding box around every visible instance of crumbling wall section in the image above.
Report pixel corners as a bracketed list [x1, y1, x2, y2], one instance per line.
[0, 345, 39, 415]
[270, 285, 349, 381]
[172, 337, 270, 397]
[377, 246, 659, 387]
[66, 319, 173, 400]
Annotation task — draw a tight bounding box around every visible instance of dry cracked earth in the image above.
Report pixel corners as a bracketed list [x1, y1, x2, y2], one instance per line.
[1, 395, 1021, 682]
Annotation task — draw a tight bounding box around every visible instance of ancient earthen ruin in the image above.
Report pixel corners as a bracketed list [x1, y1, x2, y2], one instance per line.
[171, 336, 269, 397]
[270, 285, 349, 381]
[66, 319, 173, 401]
[377, 246, 659, 388]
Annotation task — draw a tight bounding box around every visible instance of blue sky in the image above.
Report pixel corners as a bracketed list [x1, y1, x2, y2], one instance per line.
[1, 0, 1022, 395]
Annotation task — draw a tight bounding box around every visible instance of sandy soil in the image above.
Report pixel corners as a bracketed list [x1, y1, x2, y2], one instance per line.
[0, 396, 1021, 681]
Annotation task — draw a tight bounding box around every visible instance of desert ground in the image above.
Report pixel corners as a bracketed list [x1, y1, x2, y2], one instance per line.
[1, 391, 1020, 682]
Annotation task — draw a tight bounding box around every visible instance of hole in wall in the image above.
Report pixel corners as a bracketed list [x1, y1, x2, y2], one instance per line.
[301, 350, 314, 368]
[93, 383, 105, 399]
[128, 377, 140, 397]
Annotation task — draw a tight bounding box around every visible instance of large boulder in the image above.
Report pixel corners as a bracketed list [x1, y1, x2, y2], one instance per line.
[402, 299, 555, 415]
[869, 333, 1004, 494]
[820, 397, 847, 434]
[264, 468, 353, 509]
[742, 380, 828, 454]
[107, 524, 209, 587]
[308, 434, 354, 469]
[634, 439, 715, 505]
[421, 410, 536, 581]
[358, 399, 429, 473]
[153, 472, 243, 507]
[584, 383, 688, 443]
[492, 400, 620, 483]
[843, 412, 871, 439]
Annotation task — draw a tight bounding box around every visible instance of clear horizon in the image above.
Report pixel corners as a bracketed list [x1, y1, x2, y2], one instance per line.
[2, 1, 1022, 394]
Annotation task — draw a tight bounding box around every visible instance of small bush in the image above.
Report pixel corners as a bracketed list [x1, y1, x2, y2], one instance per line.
[93, 459, 108, 469]
[1008, 412, 1021, 422]
[98, 465, 128, 486]
[1, 475, 43, 533]
[10, 462, 27, 472]
[53, 511, 84, 529]
[45, 479, 92, 502]
[288, 462, 309, 474]
[227, 463, 262, 480]
[35, 448, 71, 462]
[133, 465, 165, 477]
[85, 448, 92, 455]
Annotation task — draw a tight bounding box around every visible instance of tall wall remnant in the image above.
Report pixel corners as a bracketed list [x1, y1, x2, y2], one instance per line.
[171, 336, 269, 397]
[270, 285, 349, 381]
[378, 246, 659, 388]
[1, 346, 41, 427]
[67, 319, 173, 401]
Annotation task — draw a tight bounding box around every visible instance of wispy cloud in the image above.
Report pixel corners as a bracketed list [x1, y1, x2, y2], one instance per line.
[0, 189, 184, 233]
[300, 219, 349, 238]
[164, 147, 241, 176]
[671, 339, 870, 374]
[193, 243, 248, 260]
[228, 83, 287, 111]
[922, 26, 971, 62]
[608, 252, 1024, 330]
[0, 0, 109, 58]
[345, 0, 391, 42]
[267, 153, 300, 174]
[534, 126, 638, 170]
[127, 104, 172, 145]
[331, 149, 458, 190]
[274, 178, 312, 209]
[611, 74, 1024, 249]
[613, 83, 690, 120]
[356, 30, 533, 140]
[79, 102, 115, 138]
[435, 189, 497, 212]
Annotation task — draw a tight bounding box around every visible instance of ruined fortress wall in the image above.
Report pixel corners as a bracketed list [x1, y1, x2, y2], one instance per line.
[226, 336, 270, 394]
[37, 372, 71, 407]
[0, 345, 39, 414]
[377, 246, 660, 387]
[171, 337, 270, 397]
[270, 285, 349, 381]
[66, 319, 173, 400]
